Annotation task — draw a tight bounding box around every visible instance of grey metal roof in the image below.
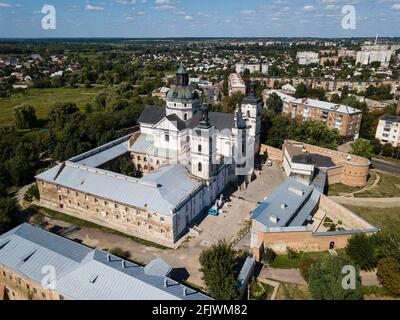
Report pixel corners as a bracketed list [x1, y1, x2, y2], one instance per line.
[237, 257, 256, 290]
[138, 105, 166, 125]
[186, 111, 235, 131]
[70, 135, 131, 168]
[0, 223, 211, 300]
[144, 258, 171, 277]
[252, 178, 318, 228]
[36, 163, 202, 216]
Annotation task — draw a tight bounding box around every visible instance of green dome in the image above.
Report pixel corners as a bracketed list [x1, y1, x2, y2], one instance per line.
[166, 86, 199, 102]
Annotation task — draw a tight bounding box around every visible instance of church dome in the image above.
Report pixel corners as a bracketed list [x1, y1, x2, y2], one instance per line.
[167, 86, 199, 102]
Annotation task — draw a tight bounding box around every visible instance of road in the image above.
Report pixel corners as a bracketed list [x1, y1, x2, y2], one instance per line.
[371, 159, 400, 176]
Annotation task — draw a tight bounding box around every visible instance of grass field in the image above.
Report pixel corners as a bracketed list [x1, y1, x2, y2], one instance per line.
[269, 250, 342, 269]
[344, 205, 400, 235]
[276, 283, 311, 300]
[0, 87, 104, 126]
[354, 173, 400, 198]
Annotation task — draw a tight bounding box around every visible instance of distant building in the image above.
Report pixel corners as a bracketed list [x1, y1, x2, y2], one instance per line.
[338, 49, 356, 59]
[356, 46, 394, 66]
[0, 223, 210, 300]
[375, 114, 400, 147]
[265, 90, 363, 139]
[281, 83, 296, 95]
[235, 63, 268, 75]
[296, 52, 319, 65]
[152, 87, 170, 99]
[320, 56, 339, 66]
[228, 73, 246, 96]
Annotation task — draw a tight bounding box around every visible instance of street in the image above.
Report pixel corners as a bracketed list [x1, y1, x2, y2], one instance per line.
[371, 159, 400, 177]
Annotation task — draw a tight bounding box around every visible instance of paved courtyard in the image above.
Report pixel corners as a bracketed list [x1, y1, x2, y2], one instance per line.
[47, 163, 286, 287]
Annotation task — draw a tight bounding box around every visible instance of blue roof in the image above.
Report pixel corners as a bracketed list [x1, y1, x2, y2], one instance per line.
[36, 163, 202, 216]
[237, 257, 256, 290]
[0, 223, 211, 300]
[252, 178, 320, 228]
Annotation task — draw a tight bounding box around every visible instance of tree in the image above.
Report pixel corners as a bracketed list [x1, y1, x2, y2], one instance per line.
[308, 255, 363, 300]
[371, 138, 382, 155]
[0, 197, 18, 233]
[266, 93, 283, 114]
[24, 184, 40, 203]
[295, 83, 308, 98]
[346, 234, 377, 270]
[350, 139, 373, 159]
[13, 105, 37, 129]
[199, 240, 238, 300]
[118, 157, 142, 178]
[299, 257, 316, 282]
[376, 257, 400, 295]
[382, 143, 395, 157]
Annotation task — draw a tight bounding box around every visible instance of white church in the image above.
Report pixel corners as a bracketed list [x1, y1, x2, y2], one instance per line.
[36, 64, 264, 246]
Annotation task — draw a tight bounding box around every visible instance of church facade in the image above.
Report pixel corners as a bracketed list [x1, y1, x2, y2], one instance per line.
[35, 65, 262, 247]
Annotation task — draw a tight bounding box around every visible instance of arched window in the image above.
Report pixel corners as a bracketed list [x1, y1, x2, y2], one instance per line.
[184, 113, 188, 120]
[247, 110, 251, 118]
[198, 162, 202, 172]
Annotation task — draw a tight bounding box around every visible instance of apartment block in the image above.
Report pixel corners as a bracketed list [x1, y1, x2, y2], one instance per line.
[266, 90, 363, 138]
[375, 114, 400, 147]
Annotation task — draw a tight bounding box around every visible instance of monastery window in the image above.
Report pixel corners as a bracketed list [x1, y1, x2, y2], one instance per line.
[114, 204, 118, 209]
[144, 157, 147, 162]
[184, 113, 188, 120]
[57, 186, 61, 192]
[67, 190, 70, 194]
[75, 192, 78, 197]
[247, 110, 251, 118]
[125, 207, 128, 212]
[96, 209, 99, 213]
[198, 162, 202, 172]
[33, 288, 37, 294]
[160, 217, 165, 223]
[186, 136, 190, 143]
[138, 156, 141, 161]
[160, 229, 163, 234]
[137, 221, 141, 226]
[149, 225, 153, 230]
[116, 215, 119, 220]
[95, 198, 98, 203]
[42, 181, 45, 186]
[77, 203, 80, 207]
[165, 134, 170, 142]
[198, 145, 202, 153]
[68, 200, 71, 204]
[86, 205, 89, 210]
[148, 213, 151, 219]
[2, 271, 5, 276]
[156, 160, 160, 165]
[42, 293, 46, 299]
[144, 165, 148, 170]
[58, 195, 62, 201]
[104, 201, 108, 205]
[150, 167, 154, 171]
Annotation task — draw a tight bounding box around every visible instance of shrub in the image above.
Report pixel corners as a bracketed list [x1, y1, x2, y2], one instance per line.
[287, 247, 299, 260]
[299, 257, 315, 282]
[24, 184, 40, 203]
[309, 255, 363, 300]
[376, 257, 400, 295]
[109, 247, 130, 260]
[346, 234, 377, 270]
[263, 248, 277, 264]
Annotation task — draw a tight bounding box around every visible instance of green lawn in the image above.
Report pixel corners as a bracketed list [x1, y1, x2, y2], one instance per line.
[30, 205, 168, 250]
[354, 173, 400, 198]
[276, 283, 312, 300]
[344, 205, 400, 235]
[269, 250, 337, 269]
[0, 87, 104, 126]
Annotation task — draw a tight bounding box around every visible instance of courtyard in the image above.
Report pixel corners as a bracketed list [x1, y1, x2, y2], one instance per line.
[34, 162, 286, 287]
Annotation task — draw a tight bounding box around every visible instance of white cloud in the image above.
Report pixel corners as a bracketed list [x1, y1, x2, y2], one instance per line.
[155, 0, 170, 4]
[184, 15, 193, 20]
[303, 5, 315, 11]
[85, 4, 105, 11]
[392, 4, 400, 10]
[0, 2, 11, 8]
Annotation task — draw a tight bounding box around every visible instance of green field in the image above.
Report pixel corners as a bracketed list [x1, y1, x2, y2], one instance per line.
[0, 87, 104, 126]
[354, 173, 400, 198]
[344, 205, 400, 234]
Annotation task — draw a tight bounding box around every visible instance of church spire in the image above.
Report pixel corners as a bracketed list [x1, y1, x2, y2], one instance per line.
[198, 103, 211, 129]
[176, 63, 189, 86]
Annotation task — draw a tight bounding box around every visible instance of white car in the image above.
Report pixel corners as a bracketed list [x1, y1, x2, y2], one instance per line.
[266, 160, 273, 166]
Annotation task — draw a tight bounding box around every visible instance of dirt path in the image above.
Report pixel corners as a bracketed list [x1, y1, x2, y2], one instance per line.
[330, 196, 400, 208]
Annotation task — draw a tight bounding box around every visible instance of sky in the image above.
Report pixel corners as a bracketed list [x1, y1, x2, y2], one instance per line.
[0, 0, 400, 38]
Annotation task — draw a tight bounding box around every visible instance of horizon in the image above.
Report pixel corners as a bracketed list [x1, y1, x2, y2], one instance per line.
[1, 0, 400, 38]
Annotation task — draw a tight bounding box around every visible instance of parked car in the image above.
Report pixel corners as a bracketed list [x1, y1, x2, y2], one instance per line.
[208, 207, 219, 216]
